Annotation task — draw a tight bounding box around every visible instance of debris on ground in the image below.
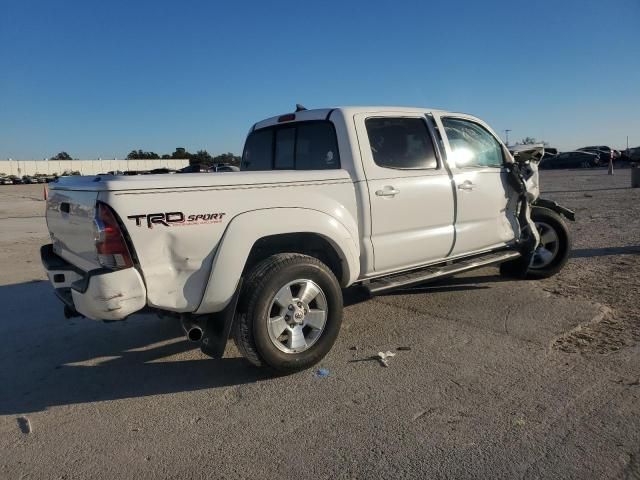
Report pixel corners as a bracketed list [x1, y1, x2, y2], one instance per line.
[412, 410, 429, 421]
[397, 346, 412, 351]
[17, 416, 31, 434]
[614, 378, 640, 387]
[377, 351, 396, 367]
[348, 348, 407, 366]
[314, 368, 330, 378]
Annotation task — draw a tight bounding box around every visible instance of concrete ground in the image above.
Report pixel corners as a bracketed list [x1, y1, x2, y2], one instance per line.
[0, 169, 638, 479]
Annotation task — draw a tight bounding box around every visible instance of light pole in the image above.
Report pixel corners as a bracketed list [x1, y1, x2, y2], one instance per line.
[504, 129, 512, 147]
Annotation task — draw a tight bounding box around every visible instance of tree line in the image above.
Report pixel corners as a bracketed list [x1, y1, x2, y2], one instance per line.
[47, 150, 241, 166]
[126, 148, 240, 166]
[516, 137, 549, 146]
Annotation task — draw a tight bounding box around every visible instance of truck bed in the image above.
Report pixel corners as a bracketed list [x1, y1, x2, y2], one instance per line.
[46, 171, 359, 314]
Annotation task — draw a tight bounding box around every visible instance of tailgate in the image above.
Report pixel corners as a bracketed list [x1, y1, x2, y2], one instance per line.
[46, 189, 100, 271]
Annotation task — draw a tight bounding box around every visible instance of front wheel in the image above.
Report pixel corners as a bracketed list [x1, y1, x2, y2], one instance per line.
[500, 207, 571, 279]
[233, 253, 343, 373]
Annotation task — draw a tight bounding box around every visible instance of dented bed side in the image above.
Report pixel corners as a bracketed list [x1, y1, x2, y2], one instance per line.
[43, 171, 360, 319]
[95, 171, 360, 314]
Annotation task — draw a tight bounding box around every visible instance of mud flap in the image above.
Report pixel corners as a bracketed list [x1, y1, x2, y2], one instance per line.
[200, 279, 243, 359]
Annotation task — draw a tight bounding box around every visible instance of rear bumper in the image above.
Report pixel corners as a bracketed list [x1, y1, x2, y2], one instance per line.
[41, 244, 146, 320]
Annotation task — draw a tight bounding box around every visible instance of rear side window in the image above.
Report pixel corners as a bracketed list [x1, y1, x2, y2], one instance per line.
[365, 117, 438, 169]
[295, 123, 339, 170]
[241, 121, 340, 171]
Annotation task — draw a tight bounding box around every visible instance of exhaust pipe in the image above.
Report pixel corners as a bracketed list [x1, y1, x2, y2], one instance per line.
[181, 315, 203, 343]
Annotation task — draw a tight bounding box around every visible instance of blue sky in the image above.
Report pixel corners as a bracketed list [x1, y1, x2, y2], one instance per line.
[1, 0, 638, 159]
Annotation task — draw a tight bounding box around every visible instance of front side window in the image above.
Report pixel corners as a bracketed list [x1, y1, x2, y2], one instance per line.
[365, 117, 438, 169]
[441, 118, 504, 168]
[241, 121, 340, 171]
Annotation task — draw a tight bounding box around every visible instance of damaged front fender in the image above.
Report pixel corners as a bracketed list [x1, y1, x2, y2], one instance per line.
[533, 198, 576, 222]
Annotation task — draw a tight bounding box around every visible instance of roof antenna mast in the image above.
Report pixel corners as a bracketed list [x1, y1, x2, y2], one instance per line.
[295, 104, 307, 112]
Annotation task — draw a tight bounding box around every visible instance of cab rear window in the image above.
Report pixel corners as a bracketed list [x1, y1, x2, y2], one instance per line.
[241, 121, 340, 171]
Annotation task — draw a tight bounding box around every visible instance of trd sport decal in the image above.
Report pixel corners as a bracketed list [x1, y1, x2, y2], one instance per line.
[127, 212, 226, 228]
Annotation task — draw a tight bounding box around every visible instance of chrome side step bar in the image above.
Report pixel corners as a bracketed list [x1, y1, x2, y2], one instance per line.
[364, 250, 521, 295]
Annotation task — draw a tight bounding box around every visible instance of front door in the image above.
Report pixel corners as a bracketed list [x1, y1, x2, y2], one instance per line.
[436, 115, 518, 256]
[355, 113, 456, 274]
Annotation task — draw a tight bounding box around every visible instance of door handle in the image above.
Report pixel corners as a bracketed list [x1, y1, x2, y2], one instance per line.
[375, 186, 400, 197]
[458, 181, 474, 191]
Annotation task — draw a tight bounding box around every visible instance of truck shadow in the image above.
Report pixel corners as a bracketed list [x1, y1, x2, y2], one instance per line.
[3, 255, 608, 415]
[0, 281, 269, 415]
[571, 245, 640, 258]
[542, 187, 630, 194]
[342, 270, 508, 306]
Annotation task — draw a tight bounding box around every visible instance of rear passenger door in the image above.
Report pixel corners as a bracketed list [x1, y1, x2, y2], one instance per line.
[355, 113, 455, 273]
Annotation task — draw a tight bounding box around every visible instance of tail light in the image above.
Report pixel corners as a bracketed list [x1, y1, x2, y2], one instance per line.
[94, 203, 133, 269]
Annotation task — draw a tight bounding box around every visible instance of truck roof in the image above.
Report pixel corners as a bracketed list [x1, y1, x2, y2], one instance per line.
[252, 106, 463, 131]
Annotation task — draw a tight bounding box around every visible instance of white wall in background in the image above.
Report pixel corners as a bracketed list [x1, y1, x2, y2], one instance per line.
[0, 159, 190, 176]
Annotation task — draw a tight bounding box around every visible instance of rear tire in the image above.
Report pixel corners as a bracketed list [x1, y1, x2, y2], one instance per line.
[500, 207, 571, 279]
[233, 253, 343, 373]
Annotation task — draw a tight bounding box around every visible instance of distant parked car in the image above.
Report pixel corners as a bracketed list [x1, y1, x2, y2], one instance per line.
[177, 164, 211, 173]
[0, 177, 13, 185]
[22, 176, 37, 184]
[540, 151, 600, 169]
[8, 175, 23, 184]
[148, 168, 177, 174]
[214, 164, 240, 172]
[540, 148, 558, 162]
[619, 147, 640, 164]
[578, 145, 616, 163]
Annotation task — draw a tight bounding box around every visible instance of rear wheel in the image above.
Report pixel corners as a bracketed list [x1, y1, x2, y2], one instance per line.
[233, 253, 343, 373]
[500, 207, 571, 279]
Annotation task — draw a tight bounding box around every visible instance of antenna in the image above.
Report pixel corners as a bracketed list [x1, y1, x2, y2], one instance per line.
[295, 104, 307, 112]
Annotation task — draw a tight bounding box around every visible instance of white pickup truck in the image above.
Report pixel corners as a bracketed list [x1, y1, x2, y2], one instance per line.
[41, 106, 574, 372]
